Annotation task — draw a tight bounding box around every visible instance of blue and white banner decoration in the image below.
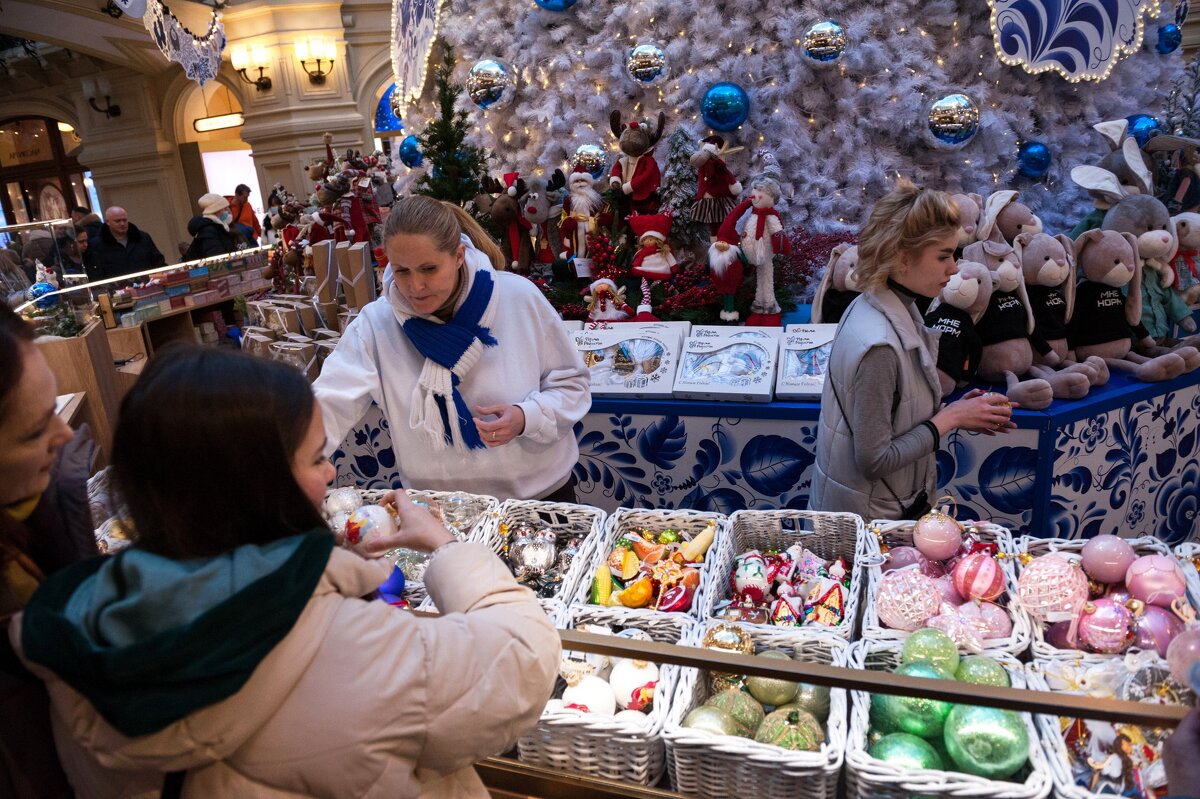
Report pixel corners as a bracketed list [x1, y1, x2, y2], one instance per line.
[144, 0, 226, 86]
[1178, 0, 1190, 26]
[113, 0, 147, 17]
[989, 0, 1155, 82]
[391, 0, 444, 116]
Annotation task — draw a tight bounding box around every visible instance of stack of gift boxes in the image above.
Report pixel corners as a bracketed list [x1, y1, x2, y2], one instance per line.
[113, 250, 273, 328]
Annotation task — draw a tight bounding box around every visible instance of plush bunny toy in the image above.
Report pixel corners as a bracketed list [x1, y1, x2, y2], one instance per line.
[949, 193, 983, 252]
[1172, 212, 1200, 306]
[811, 243, 860, 324]
[962, 239, 1054, 409]
[1070, 128, 1155, 237]
[1068, 229, 1199, 380]
[1013, 231, 1108, 392]
[924, 260, 992, 397]
[978, 190, 1043, 245]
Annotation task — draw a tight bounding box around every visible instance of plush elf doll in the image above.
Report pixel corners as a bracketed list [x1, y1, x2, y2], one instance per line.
[582, 277, 634, 322]
[710, 176, 790, 325]
[689, 135, 744, 240]
[628, 212, 676, 321]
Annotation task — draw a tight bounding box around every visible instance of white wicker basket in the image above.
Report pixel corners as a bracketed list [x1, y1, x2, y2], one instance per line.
[1016, 535, 1173, 662]
[703, 509, 865, 641]
[1175, 542, 1200, 614]
[348, 488, 499, 607]
[861, 520, 1030, 655]
[1025, 656, 1187, 799]
[844, 640, 1053, 799]
[568, 508, 732, 644]
[662, 624, 849, 799]
[515, 605, 687, 785]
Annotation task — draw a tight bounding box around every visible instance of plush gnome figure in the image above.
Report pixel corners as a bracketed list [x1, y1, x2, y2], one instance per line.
[559, 166, 611, 265]
[689, 135, 744, 239]
[710, 175, 791, 326]
[582, 277, 634, 322]
[628, 212, 677, 321]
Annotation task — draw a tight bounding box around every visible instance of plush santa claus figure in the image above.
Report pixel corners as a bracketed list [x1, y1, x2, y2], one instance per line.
[559, 167, 611, 264]
[710, 176, 790, 326]
[690, 135, 743, 239]
[582, 277, 634, 322]
[627, 212, 676, 321]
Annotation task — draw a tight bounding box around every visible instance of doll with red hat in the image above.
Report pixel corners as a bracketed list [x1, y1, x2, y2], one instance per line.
[628, 212, 676, 321]
[559, 167, 612, 267]
[582, 277, 634, 322]
[708, 175, 790, 325]
[690, 135, 744, 240]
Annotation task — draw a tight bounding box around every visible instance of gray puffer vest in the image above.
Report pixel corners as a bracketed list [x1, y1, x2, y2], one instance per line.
[809, 287, 943, 521]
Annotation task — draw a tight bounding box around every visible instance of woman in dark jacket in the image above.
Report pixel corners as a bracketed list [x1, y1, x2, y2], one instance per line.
[184, 193, 246, 260]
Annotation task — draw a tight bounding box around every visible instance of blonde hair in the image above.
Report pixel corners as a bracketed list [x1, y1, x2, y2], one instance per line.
[854, 177, 960, 290]
[383, 195, 506, 270]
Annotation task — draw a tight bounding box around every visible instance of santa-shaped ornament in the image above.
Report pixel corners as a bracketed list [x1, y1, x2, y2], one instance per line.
[628, 212, 677, 322]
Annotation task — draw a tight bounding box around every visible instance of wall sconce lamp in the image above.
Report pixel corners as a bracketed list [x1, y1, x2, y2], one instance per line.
[81, 77, 121, 118]
[295, 37, 336, 85]
[230, 45, 272, 92]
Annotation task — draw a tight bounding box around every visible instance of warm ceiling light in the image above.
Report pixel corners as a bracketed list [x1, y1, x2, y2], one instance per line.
[57, 121, 75, 132]
[230, 45, 249, 71]
[193, 112, 245, 132]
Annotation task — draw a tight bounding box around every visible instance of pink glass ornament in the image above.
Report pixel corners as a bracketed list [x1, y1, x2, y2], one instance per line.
[928, 606, 984, 654]
[882, 546, 929, 574]
[1125, 555, 1188, 608]
[932, 574, 965, 606]
[974, 601, 1014, 639]
[1080, 535, 1137, 584]
[1017, 553, 1089, 624]
[1167, 627, 1200, 685]
[952, 552, 1006, 601]
[1045, 620, 1081, 649]
[1078, 598, 1134, 654]
[1131, 605, 1185, 658]
[875, 569, 941, 631]
[913, 512, 964, 560]
[1105, 586, 1132, 605]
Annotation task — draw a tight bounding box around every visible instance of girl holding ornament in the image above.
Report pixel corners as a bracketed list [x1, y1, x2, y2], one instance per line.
[315, 195, 590, 502]
[810, 178, 1016, 521]
[10, 346, 559, 798]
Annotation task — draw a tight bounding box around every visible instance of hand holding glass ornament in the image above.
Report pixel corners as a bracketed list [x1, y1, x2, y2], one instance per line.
[364, 490, 455, 554]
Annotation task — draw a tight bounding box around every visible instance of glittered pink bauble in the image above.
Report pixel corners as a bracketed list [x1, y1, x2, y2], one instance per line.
[1078, 599, 1134, 654]
[1017, 554, 1089, 624]
[952, 553, 1006, 601]
[958, 600, 1013, 640]
[1125, 555, 1188, 608]
[913, 513, 964, 561]
[1167, 627, 1200, 684]
[1131, 605, 1185, 658]
[876, 569, 941, 631]
[882, 546, 929, 574]
[1045, 620, 1081, 650]
[928, 607, 984, 654]
[1080, 535, 1137, 584]
[932, 574, 965, 606]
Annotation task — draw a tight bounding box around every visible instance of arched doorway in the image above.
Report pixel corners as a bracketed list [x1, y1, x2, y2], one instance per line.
[0, 116, 96, 225]
[174, 81, 264, 224]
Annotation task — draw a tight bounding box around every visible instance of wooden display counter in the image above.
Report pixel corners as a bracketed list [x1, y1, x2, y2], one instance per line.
[38, 321, 120, 465]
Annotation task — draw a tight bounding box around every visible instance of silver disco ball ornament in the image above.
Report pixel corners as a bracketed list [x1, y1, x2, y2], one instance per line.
[927, 93, 980, 147]
[466, 59, 516, 110]
[803, 21, 848, 63]
[570, 143, 608, 178]
[626, 43, 669, 85]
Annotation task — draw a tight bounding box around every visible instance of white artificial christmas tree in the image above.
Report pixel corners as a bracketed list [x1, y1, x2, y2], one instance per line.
[392, 0, 1186, 235]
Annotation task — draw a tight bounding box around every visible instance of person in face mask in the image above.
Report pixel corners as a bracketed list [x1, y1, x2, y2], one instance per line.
[184, 193, 248, 260]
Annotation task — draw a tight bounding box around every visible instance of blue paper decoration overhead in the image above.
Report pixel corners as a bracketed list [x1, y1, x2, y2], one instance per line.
[989, 0, 1152, 82]
[390, 0, 444, 117]
[1126, 114, 1162, 146]
[1017, 141, 1052, 178]
[1157, 23, 1183, 54]
[398, 135, 424, 168]
[143, 0, 225, 86]
[700, 82, 750, 132]
[375, 83, 405, 134]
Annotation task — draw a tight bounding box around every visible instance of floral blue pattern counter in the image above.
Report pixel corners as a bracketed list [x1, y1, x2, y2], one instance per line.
[331, 369, 1200, 542]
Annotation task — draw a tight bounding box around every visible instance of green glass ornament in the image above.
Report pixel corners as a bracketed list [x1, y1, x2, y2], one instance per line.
[942, 705, 1029, 779]
[753, 708, 824, 751]
[777, 681, 831, 721]
[902, 628, 961, 674]
[866, 728, 887, 749]
[704, 688, 765, 737]
[682, 705, 739, 737]
[955, 656, 1011, 687]
[873, 662, 955, 739]
[869, 732, 944, 770]
[746, 650, 800, 707]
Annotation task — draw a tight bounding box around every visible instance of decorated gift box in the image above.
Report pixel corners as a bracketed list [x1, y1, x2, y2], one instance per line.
[672, 333, 777, 402]
[776, 325, 838, 401]
[585, 320, 693, 339]
[691, 325, 783, 340]
[573, 327, 682, 398]
[561, 319, 583, 333]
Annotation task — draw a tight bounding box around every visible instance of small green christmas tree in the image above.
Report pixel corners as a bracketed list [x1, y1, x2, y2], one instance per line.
[1164, 52, 1200, 138]
[414, 45, 489, 206]
[659, 127, 709, 248]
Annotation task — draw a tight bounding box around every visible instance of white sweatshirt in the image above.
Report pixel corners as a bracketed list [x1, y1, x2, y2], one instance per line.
[314, 257, 590, 501]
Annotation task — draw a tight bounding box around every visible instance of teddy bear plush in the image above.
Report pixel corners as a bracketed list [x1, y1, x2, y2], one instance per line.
[1172, 211, 1200, 306]
[811, 243, 860, 324]
[924, 260, 991, 397]
[608, 110, 666, 216]
[1013, 231, 1108, 391]
[977, 190, 1043, 245]
[949, 193, 983, 252]
[962, 240, 1055, 409]
[1068, 229, 1199, 380]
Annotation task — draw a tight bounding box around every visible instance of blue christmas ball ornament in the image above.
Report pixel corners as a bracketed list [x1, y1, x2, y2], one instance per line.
[26, 282, 58, 309]
[378, 564, 407, 605]
[398, 135, 423, 168]
[535, 0, 577, 10]
[1126, 114, 1162, 147]
[927, 93, 980, 146]
[701, 82, 750, 132]
[1157, 24, 1183, 54]
[1017, 140, 1052, 178]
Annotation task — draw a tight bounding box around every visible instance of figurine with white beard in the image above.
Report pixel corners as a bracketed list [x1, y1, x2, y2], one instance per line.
[708, 175, 791, 325]
[559, 167, 610, 273]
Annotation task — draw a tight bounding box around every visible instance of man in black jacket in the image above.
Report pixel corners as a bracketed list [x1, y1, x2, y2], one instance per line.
[87, 206, 166, 282]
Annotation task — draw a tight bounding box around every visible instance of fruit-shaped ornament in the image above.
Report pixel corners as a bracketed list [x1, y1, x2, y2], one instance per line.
[913, 509, 964, 560]
[1080, 534, 1137, 584]
[609, 657, 659, 711]
[942, 705, 1029, 779]
[681, 705, 739, 736]
[705, 687, 765, 737]
[702, 624, 754, 692]
[731, 549, 770, 603]
[753, 708, 824, 751]
[746, 650, 800, 706]
[343, 505, 397, 555]
[1017, 553, 1089, 624]
[875, 569, 941, 631]
[1125, 555, 1188, 608]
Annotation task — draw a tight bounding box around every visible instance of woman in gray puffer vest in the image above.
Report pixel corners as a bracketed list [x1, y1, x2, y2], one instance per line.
[810, 179, 1016, 521]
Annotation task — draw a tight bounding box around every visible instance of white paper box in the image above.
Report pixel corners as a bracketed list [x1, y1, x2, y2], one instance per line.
[775, 325, 837, 400]
[583, 320, 692, 338]
[574, 328, 681, 398]
[691, 325, 783, 340]
[561, 320, 583, 333]
[672, 334, 776, 402]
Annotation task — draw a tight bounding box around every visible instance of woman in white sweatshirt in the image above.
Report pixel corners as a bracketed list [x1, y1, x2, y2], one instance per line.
[314, 196, 590, 501]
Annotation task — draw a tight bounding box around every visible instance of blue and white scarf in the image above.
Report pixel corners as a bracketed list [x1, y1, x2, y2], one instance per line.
[389, 240, 499, 451]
